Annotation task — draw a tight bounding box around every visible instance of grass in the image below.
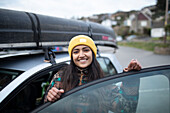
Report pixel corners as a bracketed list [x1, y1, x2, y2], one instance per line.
[151, 36, 170, 41]
[118, 40, 170, 52]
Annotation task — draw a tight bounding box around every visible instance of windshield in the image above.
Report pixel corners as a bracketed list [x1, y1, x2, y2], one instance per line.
[0, 68, 23, 91]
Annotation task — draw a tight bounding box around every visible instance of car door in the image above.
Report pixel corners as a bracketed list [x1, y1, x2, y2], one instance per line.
[32, 65, 170, 113]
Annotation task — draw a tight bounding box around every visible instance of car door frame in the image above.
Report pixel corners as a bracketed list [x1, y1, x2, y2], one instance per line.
[31, 65, 170, 113]
[0, 62, 68, 111]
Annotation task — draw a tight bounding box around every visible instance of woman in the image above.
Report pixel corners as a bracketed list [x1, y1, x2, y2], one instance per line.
[44, 35, 141, 103]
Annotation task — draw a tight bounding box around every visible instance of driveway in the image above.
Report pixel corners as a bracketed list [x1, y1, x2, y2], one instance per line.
[98, 46, 170, 68]
[115, 46, 170, 68]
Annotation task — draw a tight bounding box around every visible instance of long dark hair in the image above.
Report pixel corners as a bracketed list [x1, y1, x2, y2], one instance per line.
[61, 52, 104, 92]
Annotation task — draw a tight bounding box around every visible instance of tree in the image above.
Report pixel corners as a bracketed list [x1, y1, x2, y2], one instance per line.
[113, 26, 130, 39]
[155, 0, 169, 44]
[156, 0, 170, 11]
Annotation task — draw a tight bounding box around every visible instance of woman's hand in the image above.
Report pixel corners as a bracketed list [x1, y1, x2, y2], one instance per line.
[123, 59, 142, 72]
[47, 87, 64, 102]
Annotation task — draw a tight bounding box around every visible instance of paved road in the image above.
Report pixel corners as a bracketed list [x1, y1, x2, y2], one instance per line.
[99, 46, 170, 68]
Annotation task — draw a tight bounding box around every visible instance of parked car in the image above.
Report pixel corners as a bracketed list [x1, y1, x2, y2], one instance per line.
[0, 8, 122, 112]
[0, 48, 123, 112]
[116, 36, 123, 42]
[126, 35, 137, 41]
[32, 65, 170, 113]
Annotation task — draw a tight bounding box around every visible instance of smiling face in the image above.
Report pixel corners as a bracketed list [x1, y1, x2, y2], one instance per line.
[72, 45, 93, 68]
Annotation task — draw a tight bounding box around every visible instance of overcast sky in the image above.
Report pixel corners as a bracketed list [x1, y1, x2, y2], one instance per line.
[0, 0, 156, 19]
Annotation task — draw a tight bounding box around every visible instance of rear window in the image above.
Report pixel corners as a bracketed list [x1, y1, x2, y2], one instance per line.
[0, 68, 23, 91]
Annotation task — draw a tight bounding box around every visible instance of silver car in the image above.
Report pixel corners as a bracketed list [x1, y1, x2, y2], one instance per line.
[0, 49, 123, 112]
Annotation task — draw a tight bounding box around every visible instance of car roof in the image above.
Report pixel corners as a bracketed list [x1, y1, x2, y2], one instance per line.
[0, 49, 122, 73]
[0, 52, 69, 71]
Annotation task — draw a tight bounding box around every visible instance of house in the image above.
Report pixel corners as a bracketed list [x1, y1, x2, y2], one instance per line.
[151, 20, 165, 38]
[151, 10, 170, 38]
[124, 5, 155, 34]
[126, 11, 152, 34]
[79, 14, 111, 24]
[137, 12, 152, 33]
[101, 18, 117, 27]
[141, 5, 156, 17]
[124, 13, 138, 32]
[101, 11, 130, 27]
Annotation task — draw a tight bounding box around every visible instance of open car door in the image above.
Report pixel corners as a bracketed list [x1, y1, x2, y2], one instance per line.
[32, 65, 170, 113]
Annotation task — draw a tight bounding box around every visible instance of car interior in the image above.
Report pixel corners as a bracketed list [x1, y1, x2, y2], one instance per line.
[1, 62, 68, 113]
[0, 68, 23, 91]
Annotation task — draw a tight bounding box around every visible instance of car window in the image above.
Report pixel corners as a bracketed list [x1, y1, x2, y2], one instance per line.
[97, 57, 117, 76]
[67, 57, 118, 76]
[0, 68, 23, 91]
[104, 58, 117, 74]
[37, 66, 170, 113]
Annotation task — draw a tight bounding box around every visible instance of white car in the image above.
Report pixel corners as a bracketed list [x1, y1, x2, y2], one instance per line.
[126, 35, 137, 41]
[0, 8, 122, 112]
[116, 36, 123, 42]
[0, 48, 123, 112]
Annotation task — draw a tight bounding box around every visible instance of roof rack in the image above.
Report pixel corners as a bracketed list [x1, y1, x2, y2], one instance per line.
[0, 49, 44, 58]
[0, 46, 69, 58]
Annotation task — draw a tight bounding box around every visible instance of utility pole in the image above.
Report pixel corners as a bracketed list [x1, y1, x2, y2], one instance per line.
[164, 0, 169, 44]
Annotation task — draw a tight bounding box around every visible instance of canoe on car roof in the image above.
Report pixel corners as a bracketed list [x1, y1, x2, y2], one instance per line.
[0, 8, 117, 49]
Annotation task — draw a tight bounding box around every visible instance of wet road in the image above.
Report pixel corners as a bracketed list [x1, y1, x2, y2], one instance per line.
[99, 46, 170, 68]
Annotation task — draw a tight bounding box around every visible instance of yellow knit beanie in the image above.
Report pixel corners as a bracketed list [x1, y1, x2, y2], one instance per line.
[68, 35, 97, 58]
